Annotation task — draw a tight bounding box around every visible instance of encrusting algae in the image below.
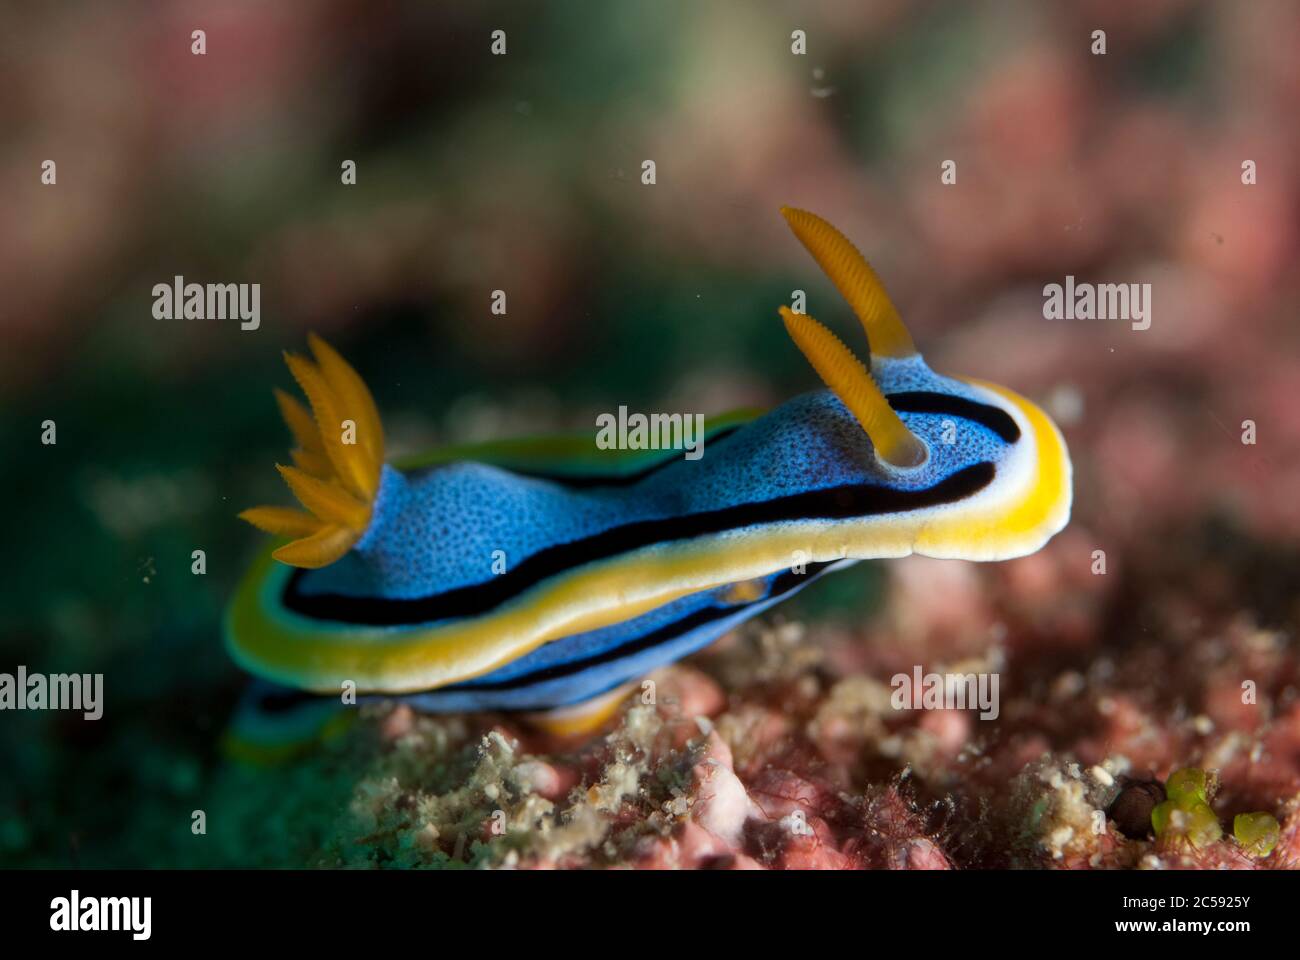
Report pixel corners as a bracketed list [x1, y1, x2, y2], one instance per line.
[194, 607, 1300, 868]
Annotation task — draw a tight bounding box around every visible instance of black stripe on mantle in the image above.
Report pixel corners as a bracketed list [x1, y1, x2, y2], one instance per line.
[888, 391, 1020, 443]
[282, 461, 995, 626]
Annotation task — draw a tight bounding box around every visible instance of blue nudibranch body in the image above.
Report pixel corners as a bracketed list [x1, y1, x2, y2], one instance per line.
[225, 207, 1072, 749]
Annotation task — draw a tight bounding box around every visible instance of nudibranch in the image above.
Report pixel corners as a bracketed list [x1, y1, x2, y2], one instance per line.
[224, 207, 1071, 752]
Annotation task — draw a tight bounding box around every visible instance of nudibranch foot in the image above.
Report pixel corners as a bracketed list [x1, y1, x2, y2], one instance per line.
[521, 681, 638, 739]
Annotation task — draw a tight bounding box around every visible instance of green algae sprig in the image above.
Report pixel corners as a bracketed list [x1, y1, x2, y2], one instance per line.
[1151, 798, 1222, 848]
[1232, 812, 1280, 858]
[1151, 767, 1221, 849]
[1151, 767, 1283, 858]
[1164, 767, 1210, 806]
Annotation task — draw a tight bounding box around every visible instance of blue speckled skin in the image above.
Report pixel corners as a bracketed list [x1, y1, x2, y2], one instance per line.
[296, 357, 1012, 608]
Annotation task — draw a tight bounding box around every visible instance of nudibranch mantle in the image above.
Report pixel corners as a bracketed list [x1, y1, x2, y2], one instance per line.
[226, 207, 1071, 719]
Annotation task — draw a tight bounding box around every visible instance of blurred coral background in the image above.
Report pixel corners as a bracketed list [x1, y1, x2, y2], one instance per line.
[1, 0, 1298, 867]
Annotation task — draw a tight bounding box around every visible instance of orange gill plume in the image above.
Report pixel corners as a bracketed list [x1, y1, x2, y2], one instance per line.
[238, 334, 386, 569]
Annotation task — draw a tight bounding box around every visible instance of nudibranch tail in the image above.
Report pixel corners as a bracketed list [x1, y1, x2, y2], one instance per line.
[779, 206, 916, 360]
[779, 306, 927, 469]
[238, 334, 385, 569]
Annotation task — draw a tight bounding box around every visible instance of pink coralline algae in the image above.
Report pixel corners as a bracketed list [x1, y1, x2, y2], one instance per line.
[200, 489, 1299, 870]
